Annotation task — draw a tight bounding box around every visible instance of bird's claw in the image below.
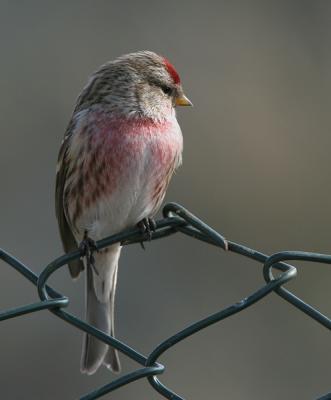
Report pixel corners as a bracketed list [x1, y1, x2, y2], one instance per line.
[137, 217, 157, 249]
[79, 232, 99, 275]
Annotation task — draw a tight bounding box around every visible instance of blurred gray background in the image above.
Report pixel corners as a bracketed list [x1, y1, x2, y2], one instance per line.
[0, 1, 330, 399]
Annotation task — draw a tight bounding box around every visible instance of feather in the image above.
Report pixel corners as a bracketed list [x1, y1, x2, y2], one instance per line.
[55, 128, 84, 279]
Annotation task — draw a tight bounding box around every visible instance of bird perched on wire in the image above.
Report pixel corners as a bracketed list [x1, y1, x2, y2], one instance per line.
[55, 51, 192, 375]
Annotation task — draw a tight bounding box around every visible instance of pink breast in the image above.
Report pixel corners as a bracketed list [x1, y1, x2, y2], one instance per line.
[74, 113, 181, 216]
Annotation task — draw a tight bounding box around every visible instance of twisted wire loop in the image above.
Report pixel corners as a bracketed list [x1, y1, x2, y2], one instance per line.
[0, 202, 330, 399]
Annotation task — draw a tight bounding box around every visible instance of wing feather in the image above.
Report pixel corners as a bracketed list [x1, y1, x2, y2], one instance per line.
[55, 125, 84, 279]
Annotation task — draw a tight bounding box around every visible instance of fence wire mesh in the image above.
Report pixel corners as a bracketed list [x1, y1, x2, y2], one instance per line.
[0, 202, 330, 400]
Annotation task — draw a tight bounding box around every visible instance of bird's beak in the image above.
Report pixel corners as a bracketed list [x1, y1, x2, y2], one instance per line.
[175, 93, 193, 107]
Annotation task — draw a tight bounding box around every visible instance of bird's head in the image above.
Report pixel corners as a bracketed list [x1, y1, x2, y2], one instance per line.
[75, 51, 192, 120]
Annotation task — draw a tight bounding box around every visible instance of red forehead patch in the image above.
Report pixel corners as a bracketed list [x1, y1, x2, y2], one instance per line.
[163, 57, 180, 84]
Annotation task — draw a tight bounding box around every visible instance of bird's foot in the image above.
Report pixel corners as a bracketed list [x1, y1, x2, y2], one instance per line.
[137, 217, 157, 249]
[79, 232, 99, 275]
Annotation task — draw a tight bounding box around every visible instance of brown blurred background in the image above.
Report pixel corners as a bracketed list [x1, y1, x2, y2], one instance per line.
[0, 1, 330, 399]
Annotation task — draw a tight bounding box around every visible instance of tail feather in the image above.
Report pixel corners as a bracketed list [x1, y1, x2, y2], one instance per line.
[103, 264, 120, 371]
[80, 244, 121, 375]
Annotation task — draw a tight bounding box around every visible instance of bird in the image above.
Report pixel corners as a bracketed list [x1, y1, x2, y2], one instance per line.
[55, 51, 192, 375]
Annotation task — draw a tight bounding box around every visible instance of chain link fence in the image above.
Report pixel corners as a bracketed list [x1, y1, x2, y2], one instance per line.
[1, 202, 330, 400]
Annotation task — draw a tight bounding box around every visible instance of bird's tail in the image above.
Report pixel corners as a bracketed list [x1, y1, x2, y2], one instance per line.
[81, 243, 121, 375]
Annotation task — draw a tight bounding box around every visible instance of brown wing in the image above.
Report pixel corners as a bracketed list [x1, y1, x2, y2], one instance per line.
[55, 130, 84, 279]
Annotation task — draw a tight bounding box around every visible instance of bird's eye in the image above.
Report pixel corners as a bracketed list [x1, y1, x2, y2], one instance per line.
[161, 85, 173, 95]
